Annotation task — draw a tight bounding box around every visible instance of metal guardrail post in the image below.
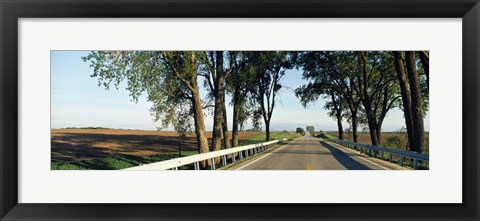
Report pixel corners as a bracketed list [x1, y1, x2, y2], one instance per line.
[400, 156, 404, 166]
[413, 159, 418, 169]
[232, 153, 236, 162]
[210, 158, 215, 170]
[222, 155, 227, 167]
[389, 154, 392, 162]
[194, 162, 200, 170]
[239, 151, 243, 159]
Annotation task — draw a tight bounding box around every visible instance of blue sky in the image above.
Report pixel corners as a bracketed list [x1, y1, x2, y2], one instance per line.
[51, 51, 430, 132]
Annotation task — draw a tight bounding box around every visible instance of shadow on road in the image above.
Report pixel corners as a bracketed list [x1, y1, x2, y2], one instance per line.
[319, 141, 372, 170]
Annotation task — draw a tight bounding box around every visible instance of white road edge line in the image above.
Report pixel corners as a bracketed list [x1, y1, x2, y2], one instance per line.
[235, 138, 301, 170]
[324, 140, 391, 170]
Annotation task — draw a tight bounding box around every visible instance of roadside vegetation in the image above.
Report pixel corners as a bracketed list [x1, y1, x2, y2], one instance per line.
[51, 151, 198, 170]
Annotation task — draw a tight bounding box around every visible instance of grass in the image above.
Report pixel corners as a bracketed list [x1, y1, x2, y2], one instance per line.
[51, 151, 198, 170]
[238, 131, 302, 146]
[52, 131, 301, 170]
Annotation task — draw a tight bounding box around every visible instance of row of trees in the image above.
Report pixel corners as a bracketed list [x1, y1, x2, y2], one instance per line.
[82, 51, 292, 166]
[294, 51, 428, 153]
[82, 50, 428, 160]
[296, 126, 315, 136]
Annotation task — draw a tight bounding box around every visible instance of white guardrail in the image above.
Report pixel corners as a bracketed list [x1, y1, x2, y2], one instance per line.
[123, 139, 281, 170]
[329, 139, 429, 169]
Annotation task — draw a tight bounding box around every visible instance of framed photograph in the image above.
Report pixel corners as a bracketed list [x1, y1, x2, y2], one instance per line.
[1, 0, 478, 220]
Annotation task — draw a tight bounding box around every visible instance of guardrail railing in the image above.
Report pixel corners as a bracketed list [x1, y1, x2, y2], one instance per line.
[329, 139, 429, 170]
[123, 140, 281, 170]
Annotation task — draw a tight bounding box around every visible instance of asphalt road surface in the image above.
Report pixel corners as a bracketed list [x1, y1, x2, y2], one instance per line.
[232, 136, 399, 170]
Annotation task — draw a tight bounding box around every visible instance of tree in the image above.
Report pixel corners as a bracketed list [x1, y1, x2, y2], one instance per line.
[82, 51, 210, 164]
[198, 51, 227, 153]
[296, 51, 400, 145]
[418, 51, 429, 90]
[248, 51, 291, 141]
[405, 51, 425, 152]
[306, 125, 315, 133]
[356, 51, 400, 145]
[198, 51, 237, 155]
[295, 83, 343, 139]
[392, 51, 415, 150]
[295, 51, 361, 142]
[392, 51, 427, 153]
[324, 91, 344, 140]
[226, 52, 256, 147]
[296, 127, 305, 135]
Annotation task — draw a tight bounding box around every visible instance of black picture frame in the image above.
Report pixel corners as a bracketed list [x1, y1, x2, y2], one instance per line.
[1, 0, 479, 220]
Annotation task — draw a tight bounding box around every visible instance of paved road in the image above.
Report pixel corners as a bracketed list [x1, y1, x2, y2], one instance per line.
[232, 136, 397, 170]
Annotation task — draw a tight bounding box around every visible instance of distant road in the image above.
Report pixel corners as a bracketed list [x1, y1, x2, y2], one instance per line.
[230, 136, 402, 170]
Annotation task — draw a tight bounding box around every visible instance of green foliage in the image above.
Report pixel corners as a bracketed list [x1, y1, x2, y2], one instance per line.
[294, 51, 427, 147]
[246, 52, 293, 126]
[296, 127, 305, 135]
[306, 125, 315, 132]
[82, 51, 202, 132]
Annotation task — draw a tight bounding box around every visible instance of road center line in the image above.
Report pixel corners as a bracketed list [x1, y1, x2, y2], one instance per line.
[235, 138, 301, 170]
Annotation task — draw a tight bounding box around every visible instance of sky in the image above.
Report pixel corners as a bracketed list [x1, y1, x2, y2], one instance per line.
[51, 51, 430, 132]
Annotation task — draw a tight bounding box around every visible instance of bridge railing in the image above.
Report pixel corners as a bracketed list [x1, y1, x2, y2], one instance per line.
[329, 139, 429, 170]
[123, 140, 281, 170]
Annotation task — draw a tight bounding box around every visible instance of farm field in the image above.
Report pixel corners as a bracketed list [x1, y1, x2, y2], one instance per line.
[51, 128, 298, 170]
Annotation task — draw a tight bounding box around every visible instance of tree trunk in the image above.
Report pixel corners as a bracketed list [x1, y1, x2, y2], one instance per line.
[405, 51, 425, 153]
[232, 87, 240, 147]
[376, 123, 382, 144]
[191, 89, 210, 167]
[212, 52, 226, 163]
[393, 51, 415, 151]
[376, 87, 391, 146]
[366, 107, 379, 146]
[265, 120, 270, 141]
[222, 95, 231, 149]
[419, 51, 429, 90]
[359, 52, 378, 146]
[351, 110, 359, 143]
[330, 92, 343, 140]
[336, 112, 344, 140]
